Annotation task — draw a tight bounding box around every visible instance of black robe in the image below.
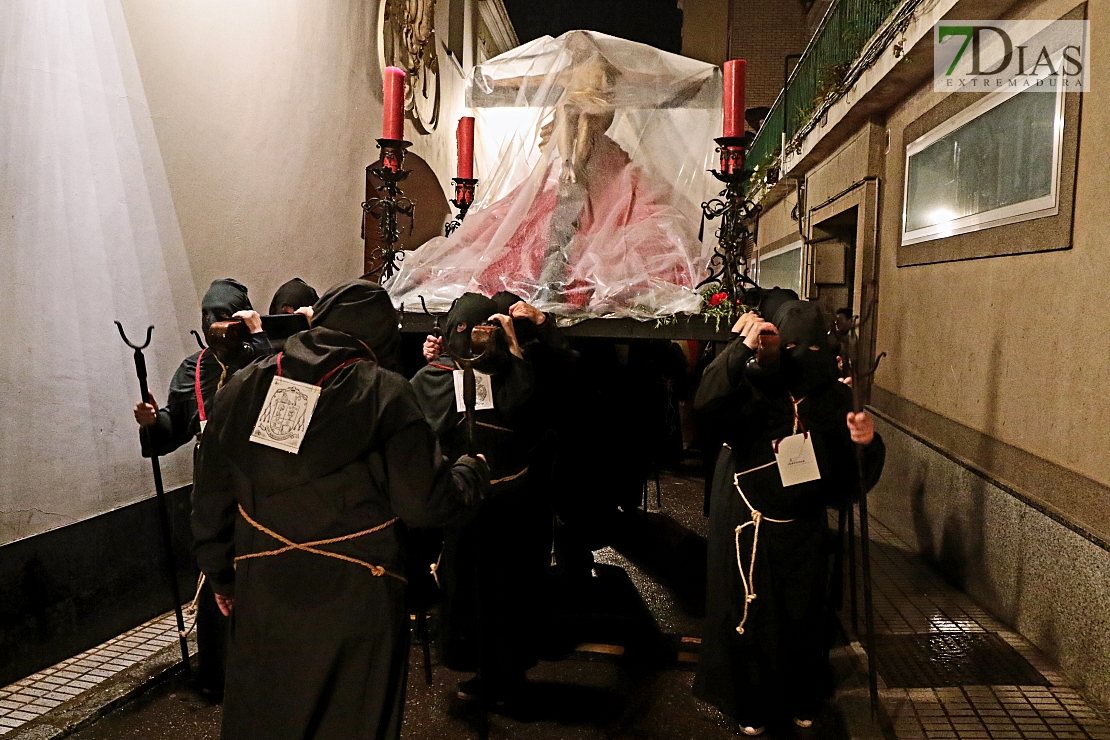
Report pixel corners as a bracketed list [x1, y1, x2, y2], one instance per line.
[692, 337, 884, 725]
[141, 332, 271, 697]
[410, 351, 548, 686]
[192, 327, 487, 740]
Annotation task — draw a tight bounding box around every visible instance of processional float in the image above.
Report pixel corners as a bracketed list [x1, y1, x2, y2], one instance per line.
[361, 34, 884, 723]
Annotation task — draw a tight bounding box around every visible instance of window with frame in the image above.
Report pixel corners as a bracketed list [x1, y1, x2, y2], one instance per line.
[757, 243, 803, 295]
[902, 79, 1065, 246]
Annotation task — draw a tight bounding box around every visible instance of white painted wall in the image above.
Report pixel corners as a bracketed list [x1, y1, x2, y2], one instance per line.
[117, 0, 386, 304]
[0, 0, 479, 545]
[0, 0, 196, 544]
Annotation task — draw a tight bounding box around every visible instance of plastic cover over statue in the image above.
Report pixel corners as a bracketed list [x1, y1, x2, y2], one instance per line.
[388, 30, 723, 322]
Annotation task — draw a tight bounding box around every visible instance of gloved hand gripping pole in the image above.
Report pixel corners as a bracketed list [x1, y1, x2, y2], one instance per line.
[114, 322, 191, 671]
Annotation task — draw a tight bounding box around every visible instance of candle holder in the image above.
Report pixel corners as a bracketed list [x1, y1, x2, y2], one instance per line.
[362, 138, 415, 283]
[715, 135, 746, 176]
[697, 137, 762, 306]
[445, 177, 478, 237]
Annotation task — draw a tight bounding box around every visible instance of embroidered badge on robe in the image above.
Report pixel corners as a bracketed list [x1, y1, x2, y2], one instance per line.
[249, 375, 322, 454]
[774, 432, 822, 487]
[453, 370, 494, 412]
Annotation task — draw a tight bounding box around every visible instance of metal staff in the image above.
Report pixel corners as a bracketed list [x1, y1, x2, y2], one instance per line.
[444, 324, 501, 740]
[412, 296, 444, 687]
[115, 322, 191, 671]
[837, 307, 885, 717]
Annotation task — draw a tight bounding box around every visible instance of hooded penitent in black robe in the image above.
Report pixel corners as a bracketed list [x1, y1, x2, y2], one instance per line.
[269, 277, 319, 315]
[409, 293, 547, 695]
[192, 280, 489, 740]
[142, 278, 270, 457]
[140, 278, 270, 697]
[692, 300, 885, 728]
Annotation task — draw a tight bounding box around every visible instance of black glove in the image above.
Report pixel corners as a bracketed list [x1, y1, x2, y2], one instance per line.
[452, 454, 490, 508]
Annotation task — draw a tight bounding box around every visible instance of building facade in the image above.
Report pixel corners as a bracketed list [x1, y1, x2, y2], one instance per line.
[745, 0, 1110, 707]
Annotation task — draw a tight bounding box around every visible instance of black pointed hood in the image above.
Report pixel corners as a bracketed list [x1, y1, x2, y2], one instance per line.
[773, 300, 838, 398]
[201, 278, 252, 335]
[311, 279, 401, 372]
[269, 278, 319, 315]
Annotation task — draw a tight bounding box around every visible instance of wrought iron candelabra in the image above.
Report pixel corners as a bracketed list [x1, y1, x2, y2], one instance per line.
[362, 138, 415, 283]
[445, 177, 478, 237]
[698, 136, 761, 306]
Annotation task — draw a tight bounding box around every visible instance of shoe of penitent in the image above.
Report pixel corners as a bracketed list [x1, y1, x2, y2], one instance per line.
[793, 717, 814, 728]
[739, 725, 766, 736]
[456, 676, 481, 701]
[457, 674, 529, 704]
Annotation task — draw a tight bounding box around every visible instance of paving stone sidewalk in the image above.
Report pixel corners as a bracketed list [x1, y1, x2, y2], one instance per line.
[0, 612, 186, 736]
[855, 518, 1110, 740]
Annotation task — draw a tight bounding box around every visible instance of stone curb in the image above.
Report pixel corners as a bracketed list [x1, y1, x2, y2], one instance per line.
[6, 635, 198, 740]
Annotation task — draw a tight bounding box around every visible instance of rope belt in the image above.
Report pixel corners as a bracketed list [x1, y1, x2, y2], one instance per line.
[454, 416, 513, 433]
[234, 504, 407, 583]
[732, 461, 796, 635]
[491, 466, 528, 485]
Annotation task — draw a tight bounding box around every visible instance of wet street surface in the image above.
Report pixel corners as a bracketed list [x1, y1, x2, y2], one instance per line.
[64, 675, 221, 740]
[25, 460, 1110, 740]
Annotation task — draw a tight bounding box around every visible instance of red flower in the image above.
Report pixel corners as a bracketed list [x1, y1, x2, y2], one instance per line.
[708, 291, 728, 307]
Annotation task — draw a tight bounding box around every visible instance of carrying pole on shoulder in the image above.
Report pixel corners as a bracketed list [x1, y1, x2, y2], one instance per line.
[115, 322, 191, 671]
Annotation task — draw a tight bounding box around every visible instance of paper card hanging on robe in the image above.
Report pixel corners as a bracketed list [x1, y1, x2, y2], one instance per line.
[774, 432, 822, 487]
[249, 375, 322, 454]
[453, 370, 494, 412]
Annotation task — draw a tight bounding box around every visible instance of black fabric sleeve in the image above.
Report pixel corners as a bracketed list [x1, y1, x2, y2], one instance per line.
[694, 338, 755, 427]
[191, 425, 243, 595]
[495, 354, 535, 425]
[249, 332, 275, 357]
[534, 315, 573, 356]
[140, 395, 199, 457]
[381, 420, 489, 528]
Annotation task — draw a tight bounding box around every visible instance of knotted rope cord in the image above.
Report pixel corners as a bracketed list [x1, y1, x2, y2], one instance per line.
[178, 572, 207, 638]
[734, 395, 814, 633]
[234, 504, 407, 583]
[430, 549, 442, 588]
[791, 395, 806, 435]
[215, 353, 228, 389]
[491, 466, 528, 485]
[732, 463, 797, 635]
[460, 419, 513, 433]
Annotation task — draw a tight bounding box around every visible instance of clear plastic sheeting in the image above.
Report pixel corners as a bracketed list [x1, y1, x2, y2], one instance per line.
[389, 31, 722, 321]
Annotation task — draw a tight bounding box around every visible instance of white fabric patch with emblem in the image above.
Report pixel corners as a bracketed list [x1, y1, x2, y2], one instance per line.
[774, 432, 822, 487]
[249, 375, 322, 454]
[453, 369, 494, 412]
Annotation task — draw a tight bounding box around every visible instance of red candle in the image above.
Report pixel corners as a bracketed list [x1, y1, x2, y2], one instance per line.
[723, 59, 746, 138]
[456, 116, 475, 179]
[382, 66, 406, 140]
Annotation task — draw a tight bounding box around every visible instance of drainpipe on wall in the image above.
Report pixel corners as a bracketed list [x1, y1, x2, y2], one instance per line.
[789, 176, 815, 299]
[463, 0, 477, 70]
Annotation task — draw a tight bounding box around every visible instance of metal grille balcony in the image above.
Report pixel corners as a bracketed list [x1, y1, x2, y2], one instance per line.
[745, 0, 906, 190]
